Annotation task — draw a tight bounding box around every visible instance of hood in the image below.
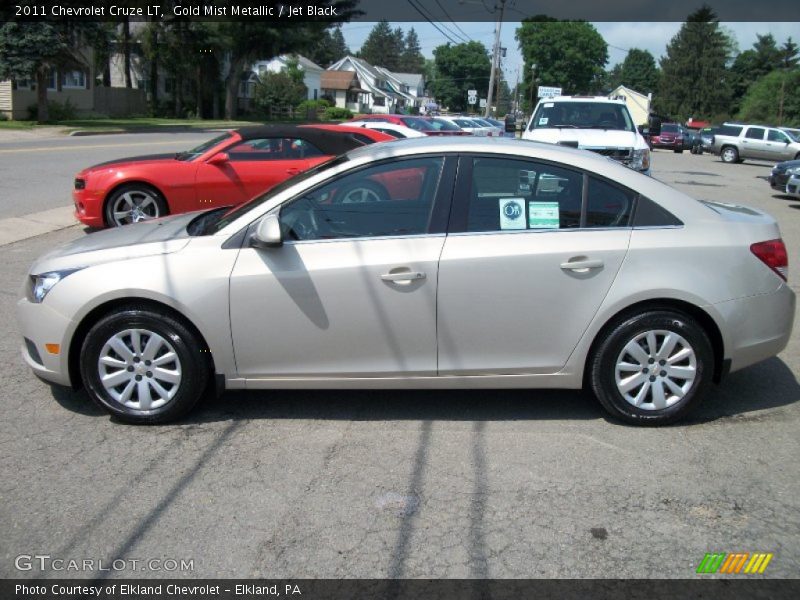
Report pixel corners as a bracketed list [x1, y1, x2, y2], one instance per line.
[31, 212, 197, 274]
[82, 153, 178, 173]
[774, 159, 800, 171]
[524, 128, 639, 149]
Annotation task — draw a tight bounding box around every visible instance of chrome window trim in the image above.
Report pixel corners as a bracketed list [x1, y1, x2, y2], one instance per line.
[282, 233, 447, 245]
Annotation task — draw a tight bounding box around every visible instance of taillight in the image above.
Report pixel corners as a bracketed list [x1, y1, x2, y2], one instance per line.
[750, 239, 788, 281]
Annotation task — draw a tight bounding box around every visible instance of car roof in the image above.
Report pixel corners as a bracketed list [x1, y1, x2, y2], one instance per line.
[235, 124, 373, 155]
[543, 96, 625, 104]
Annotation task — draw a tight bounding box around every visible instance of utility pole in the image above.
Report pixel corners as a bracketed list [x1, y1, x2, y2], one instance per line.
[485, 0, 506, 118]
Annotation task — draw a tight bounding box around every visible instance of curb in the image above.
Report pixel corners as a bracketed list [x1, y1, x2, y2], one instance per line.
[0, 206, 80, 246]
[68, 126, 235, 137]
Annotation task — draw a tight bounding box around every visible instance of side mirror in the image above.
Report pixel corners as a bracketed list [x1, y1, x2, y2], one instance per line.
[250, 214, 282, 249]
[647, 116, 662, 137]
[207, 152, 229, 166]
[638, 125, 649, 135]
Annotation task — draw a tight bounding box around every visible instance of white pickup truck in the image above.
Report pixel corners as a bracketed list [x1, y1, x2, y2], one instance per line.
[523, 96, 653, 175]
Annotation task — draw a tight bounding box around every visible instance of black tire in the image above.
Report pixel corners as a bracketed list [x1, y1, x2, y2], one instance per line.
[333, 180, 389, 204]
[720, 146, 739, 164]
[589, 310, 713, 426]
[104, 184, 168, 227]
[80, 306, 209, 424]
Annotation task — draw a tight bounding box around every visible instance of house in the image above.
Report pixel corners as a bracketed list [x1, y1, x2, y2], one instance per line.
[609, 85, 651, 126]
[2, 48, 145, 120]
[393, 73, 426, 103]
[320, 71, 369, 113]
[327, 56, 398, 114]
[249, 54, 323, 101]
[373, 67, 418, 111]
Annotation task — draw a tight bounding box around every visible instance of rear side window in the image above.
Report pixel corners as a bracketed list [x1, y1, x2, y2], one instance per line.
[719, 125, 743, 137]
[586, 177, 635, 228]
[745, 127, 765, 140]
[633, 195, 683, 227]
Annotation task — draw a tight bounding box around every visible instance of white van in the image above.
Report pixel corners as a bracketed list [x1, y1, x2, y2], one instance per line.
[523, 96, 652, 175]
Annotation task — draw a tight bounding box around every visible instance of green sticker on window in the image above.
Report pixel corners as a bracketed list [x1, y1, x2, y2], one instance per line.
[528, 201, 560, 229]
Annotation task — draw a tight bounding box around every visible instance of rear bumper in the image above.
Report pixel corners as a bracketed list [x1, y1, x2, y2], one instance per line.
[715, 283, 796, 373]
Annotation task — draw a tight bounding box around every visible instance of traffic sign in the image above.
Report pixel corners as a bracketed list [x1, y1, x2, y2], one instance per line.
[468, 89, 477, 96]
[468, 93, 477, 105]
[479, 99, 487, 108]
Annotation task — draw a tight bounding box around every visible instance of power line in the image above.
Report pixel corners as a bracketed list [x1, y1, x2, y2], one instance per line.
[432, 0, 474, 43]
[406, 0, 463, 46]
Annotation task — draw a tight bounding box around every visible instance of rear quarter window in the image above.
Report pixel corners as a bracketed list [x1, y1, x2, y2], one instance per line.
[719, 125, 743, 137]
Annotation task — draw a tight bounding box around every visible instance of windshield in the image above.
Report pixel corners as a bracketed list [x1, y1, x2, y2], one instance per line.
[193, 155, 350, 236]
[176, 133, 232, 161]
[529, 102, 634, 132]
[431, 118, 461, 131]
[399, 117, 436, 132]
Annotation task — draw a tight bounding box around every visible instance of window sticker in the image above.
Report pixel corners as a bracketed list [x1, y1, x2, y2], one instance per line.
[538, 117, 549, 125]
[543, 102, 554, 108]
[528, 201, 560, 229]
[499, 198, 526, 230]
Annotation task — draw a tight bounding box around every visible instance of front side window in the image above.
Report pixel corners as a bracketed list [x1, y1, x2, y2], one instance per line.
[279, 157, 444, 241]
[768, 129, 790, 143]
[463, 157, 635, 232]
[227, 138, 325, 161]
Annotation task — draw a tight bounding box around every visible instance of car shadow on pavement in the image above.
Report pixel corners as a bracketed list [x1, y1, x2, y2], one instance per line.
[48, 357, 798, 426]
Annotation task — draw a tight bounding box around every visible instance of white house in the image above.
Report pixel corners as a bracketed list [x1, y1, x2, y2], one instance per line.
[249, 54, 323, 101]
[320, 70, 369, 113]
[609, 85, 652, 126]
[327, 56, 397, 113]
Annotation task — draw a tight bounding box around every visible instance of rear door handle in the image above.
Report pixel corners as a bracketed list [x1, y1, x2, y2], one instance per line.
[381, 270, 426, 283]
[560, 258, 604, 271]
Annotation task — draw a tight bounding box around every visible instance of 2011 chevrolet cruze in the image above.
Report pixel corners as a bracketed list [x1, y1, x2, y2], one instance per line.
[18, 138, 795, 425]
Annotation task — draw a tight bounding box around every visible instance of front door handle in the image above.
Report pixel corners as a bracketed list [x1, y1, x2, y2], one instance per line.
[380, 270, 426, 283]
[560, 258, 604, 272]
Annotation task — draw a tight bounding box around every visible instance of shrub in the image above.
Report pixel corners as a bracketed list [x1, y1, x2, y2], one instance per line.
[26, 98, 78, 122]
[323, 106, 353, 121]
[0, 112, 7, 121]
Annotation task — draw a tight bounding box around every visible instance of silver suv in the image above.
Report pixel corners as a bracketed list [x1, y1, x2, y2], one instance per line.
[713, 123, 800, 163]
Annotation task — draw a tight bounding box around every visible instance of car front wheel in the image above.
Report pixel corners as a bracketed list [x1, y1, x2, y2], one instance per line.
[80, 307, 208, 424]
[105, 185, 167, 227]
[589, 310, 713, 425]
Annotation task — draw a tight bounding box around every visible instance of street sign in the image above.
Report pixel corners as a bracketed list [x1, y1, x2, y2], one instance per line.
[538, 86, 562, 99]
[468, 89, 477, 96]
[479, 99, 487, 108]
[468, 95, 477, 105]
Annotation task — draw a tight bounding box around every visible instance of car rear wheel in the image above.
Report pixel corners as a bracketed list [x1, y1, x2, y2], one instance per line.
[80, 307, 208, 424]
[589, 310, 713, 425]
[105, 184, 167, 227]
[721, 146, 739, 163]
[333, 180, 389, 204]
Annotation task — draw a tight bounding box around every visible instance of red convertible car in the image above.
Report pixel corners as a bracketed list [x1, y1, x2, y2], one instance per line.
[73, 124, 392, 228]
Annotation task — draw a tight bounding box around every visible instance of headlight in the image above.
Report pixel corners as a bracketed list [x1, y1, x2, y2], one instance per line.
[631, 148, 650, 171]
[787, 166, 800, 175]
[27, 269, 82, 303]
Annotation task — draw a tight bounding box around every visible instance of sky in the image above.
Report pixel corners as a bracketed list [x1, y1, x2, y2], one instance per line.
[339, 21, 800, 85]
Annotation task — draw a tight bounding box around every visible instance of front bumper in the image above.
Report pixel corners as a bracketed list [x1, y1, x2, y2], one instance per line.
[72, 187, 105, 228]
[769, 173, 789, 191]
[17, 295, 75, 387]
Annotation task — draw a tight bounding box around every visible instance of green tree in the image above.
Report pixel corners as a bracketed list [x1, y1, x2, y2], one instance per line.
[738, 68, 800, 126]
[400, 28, 425, 73]
[430, 41, 491, 112]
[516, 17, 608, 110]
[214, 1, 357, 119]
[359, 21, 402, 70]
[308, 25, 350, 68]
[0, 21, 101, 122]
[730, 34, 782, 112]
[657, 6, 735, 121]
[253, 70, 307, 114]
[617, 49, 659, 94]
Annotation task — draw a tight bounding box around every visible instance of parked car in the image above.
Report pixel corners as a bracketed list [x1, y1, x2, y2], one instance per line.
[700, 127, 719, 153]
[347, 115, 462, 136]
[73, 125, 392, 228]
[20, 138, 794, 426]
[712, 123, 800, 163]
[650, 123, 686, 153]
[787, 172, 800, 197]
[344, 121, 427, 139]
[768, 159, 800, 192]
[683, 128, 704, 154]
[778, 127, 800, 140]
[436, 116, 491, 136]
[470, 117, 504, 137]
[427, 117, 471, 136]
[523, 96, 652, 174]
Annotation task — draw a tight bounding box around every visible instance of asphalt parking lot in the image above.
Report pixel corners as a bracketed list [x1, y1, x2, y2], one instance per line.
[0, 134, 798, 579]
